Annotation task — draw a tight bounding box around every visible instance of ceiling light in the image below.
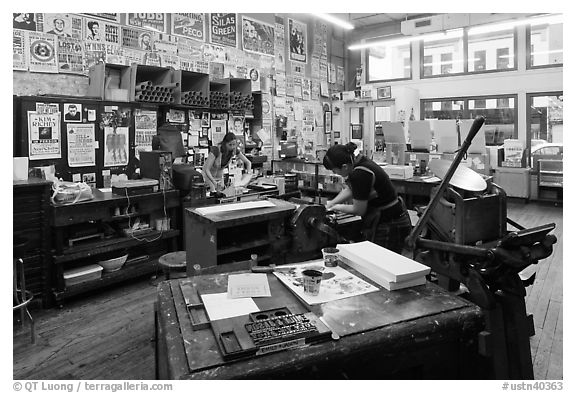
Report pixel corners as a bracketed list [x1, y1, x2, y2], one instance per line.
[468, 14, 562, 35]
[349, 30, 462, 50]
[313, 13, 354, 30]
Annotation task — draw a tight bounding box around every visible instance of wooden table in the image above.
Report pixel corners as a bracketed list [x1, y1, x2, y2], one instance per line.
[155, 262, 486, 379]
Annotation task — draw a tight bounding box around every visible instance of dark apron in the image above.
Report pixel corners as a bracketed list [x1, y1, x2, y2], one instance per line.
[362, 197, 412, 254]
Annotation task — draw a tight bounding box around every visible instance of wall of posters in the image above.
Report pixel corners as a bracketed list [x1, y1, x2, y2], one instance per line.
[104, 126, 129, 167]
[28, 112, 61, 160]
[241, 16, 274, 57]
[288, 18, 307, 63]
[172, 13, 206, 42]
[40, 13, 82, 39]
[28, 31, 59, 73]
[83, 13, 120, 22]
[127, 13, 167, 33]
[210, 13, 237, 47]
[67, 123, 96, 167]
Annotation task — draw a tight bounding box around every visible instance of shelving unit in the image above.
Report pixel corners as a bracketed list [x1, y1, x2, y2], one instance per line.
[171, 70, 209, 107]
[537, 159, 563, 203]
[49, 189, 180, 304]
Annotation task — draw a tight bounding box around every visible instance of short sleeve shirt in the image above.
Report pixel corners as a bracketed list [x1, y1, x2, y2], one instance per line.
[347, 156, 397, 210]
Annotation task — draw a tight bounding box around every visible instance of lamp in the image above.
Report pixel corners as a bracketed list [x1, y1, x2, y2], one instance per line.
[312, 13, 354, 30]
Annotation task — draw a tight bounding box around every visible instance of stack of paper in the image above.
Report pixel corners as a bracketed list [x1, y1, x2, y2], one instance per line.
[337, 241, 431, 291]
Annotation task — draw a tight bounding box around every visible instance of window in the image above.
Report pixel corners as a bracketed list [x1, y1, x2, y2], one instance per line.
[421, 29, 464, 77]
[528, 93, 563, 144]
[527, 21, 563, 68]
[366, 36, 412, 82]
[422, 95, 517, 146]
[467, 29, 516, 72]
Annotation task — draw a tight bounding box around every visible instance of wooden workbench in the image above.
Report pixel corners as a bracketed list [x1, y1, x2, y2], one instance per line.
[155, 262, 487, 379]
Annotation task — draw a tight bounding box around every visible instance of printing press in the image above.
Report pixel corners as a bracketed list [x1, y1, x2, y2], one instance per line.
[407, 116, 557, 379]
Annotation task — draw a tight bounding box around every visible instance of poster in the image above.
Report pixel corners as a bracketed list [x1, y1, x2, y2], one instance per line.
[127, 13, 167, 33]
[67, 124, 95, 167]
[13, 29, 27, 71]
[13, 13, 38, 31]
[274, 16, 286, 70]
[40, 14, 82, 40]
[35, 103, 59, 114]
[84, 17, 105, 42]
[172, 13, 206, 42]
[210, 120, 227, 145]
[203, 44, 227, 63]
[210, 13, 237, 47]
[84, 42, 106, 70]
[58, 38, 84, 74]
[134, 110, 157, 159]
[273, 261, 378, 306]
[104, 126, 129, 167]
[153, 33, 178, 54]
[83, 13, 120, 22]
[241, 16, 274, 57]
[105, 44, 125, 65]
[28, 112, 61, 160]
[121, 26, 151, 50]
[103, 23, 121, 45]
[28, 32, 58, 73]
[166, 109, 186, 123]
[288, 18, 307, 63]
[302, 78, 311, 101]
[63, 103, 82, 122]
[249, 67, 260, 92]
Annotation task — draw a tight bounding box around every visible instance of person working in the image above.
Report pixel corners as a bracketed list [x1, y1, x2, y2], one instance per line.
[202, 132, 252, 193]
[323, 142, 411, 253]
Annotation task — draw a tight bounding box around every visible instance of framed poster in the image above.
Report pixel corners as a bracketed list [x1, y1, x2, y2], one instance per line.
[351, 124, 363, 140]
[324, 111, 332, 134]
[377, 86, 392, 99]
[241, 16, 274, 57]
[288, 18, 307, 63]
[209, 13, 237, 47]
[172, 13, 206, 42]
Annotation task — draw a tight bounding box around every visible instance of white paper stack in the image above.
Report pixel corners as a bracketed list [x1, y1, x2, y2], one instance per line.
[337, 241, 431, 291]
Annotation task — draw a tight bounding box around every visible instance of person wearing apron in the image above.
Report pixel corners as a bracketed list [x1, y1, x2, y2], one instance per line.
[323, 142, 411, 253]
[202, 132, 252, 193]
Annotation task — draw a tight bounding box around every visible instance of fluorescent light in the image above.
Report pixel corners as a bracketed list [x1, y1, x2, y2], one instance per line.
[468, 14, 562, 35]
[313, 13, 354, 30]
[349, 29, 462, 50]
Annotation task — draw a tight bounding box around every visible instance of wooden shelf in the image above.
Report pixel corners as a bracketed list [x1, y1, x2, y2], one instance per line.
[217, 238, 270, 256]
[54, 229, 180, 264]
[539, 182, 563, 188]
[54, 258, 160, 301]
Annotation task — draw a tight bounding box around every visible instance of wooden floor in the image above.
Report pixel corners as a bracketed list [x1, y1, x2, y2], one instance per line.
[13, 201, 563, 380]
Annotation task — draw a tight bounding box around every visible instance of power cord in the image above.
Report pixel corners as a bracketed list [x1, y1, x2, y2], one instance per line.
[124, 186, 168, 242]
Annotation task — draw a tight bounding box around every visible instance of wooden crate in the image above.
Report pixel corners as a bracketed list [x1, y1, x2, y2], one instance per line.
[87, 63, 131, 102]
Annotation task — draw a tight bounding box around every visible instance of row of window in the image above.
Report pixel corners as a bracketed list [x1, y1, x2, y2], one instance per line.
[420, 92, 563, 149]
[367, 21, 563, 82]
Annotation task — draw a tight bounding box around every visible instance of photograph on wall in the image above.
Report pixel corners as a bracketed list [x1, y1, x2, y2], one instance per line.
[241, 16, 274, 57]
[28, 111, 61, 161]
[127, 13, 167, 33]
[13, 29, 28, 71]
[13, 13, 38, 31]
[288, 18, 307, 63]
[63, 103, 82, 122]
[58, 38, 84, 74]
[67, 123, 95, 167]
[210, 13, 237, 47]
[28, 31, 58, 73]
[104, 126, 129, 167]
[172, 13, 206, 42]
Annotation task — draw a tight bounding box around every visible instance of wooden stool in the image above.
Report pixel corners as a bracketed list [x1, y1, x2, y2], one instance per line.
[158, 251, 187, 280]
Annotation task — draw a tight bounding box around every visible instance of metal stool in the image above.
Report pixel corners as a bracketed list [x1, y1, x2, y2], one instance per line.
[158, 251, 187, 280]
[13, 236, 35, 344]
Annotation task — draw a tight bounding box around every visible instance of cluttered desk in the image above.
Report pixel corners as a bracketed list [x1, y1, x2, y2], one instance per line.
[155, 244, 486, 379]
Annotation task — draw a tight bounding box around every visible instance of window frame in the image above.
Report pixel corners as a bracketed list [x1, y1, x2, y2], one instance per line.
[526, 24, 563, 70]
[365, 36, 413, 83]
[525, 91, 563, 167]
[420, 93, 519, 146]
[419, 29, 467, 79]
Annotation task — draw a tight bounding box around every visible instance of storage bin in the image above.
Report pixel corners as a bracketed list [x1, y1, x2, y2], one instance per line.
[63, 265, 103, 287]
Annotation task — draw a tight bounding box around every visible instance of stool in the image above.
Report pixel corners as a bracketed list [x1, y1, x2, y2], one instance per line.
[13, 236, 35, 344]
[158, 251, 187, 280]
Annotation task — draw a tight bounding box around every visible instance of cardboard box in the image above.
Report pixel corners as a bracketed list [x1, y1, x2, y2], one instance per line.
[382, 164, 414, 179]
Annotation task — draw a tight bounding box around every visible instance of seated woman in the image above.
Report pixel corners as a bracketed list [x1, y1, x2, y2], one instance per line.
[202, 132, 252, 193]
[323, 142, 411, 253]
